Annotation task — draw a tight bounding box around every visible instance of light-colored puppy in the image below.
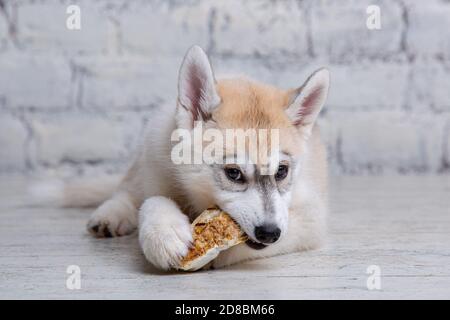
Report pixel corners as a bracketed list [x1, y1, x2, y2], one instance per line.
[52, 46, 330, 271]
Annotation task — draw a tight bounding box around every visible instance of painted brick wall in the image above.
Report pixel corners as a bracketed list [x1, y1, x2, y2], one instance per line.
[1, 0, 449, 176]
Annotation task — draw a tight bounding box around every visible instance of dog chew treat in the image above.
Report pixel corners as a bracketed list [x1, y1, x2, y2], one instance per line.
[179, 208, 247, 271]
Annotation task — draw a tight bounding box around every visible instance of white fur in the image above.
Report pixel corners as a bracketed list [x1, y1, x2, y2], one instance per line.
[30, 175, 121, 208]
[139, 196, 193, 270]
[29, 179, 65, 207]
[87, 191, 138, 237]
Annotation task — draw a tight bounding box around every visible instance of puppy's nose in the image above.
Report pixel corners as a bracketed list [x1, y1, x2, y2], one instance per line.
[254, 224, 281, 244]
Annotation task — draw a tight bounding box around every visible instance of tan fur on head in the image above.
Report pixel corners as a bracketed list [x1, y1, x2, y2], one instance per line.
[212, 77, 304, 161]
[214, 77, 293, 130]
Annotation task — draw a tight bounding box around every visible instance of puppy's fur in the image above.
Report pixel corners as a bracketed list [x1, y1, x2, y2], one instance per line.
[48, 46, 330, 270]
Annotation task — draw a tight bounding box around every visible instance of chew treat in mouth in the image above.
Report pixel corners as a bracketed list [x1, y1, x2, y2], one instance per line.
[179, 208, 247, 271]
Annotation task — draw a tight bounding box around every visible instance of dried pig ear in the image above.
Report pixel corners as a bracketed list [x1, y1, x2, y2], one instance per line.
[178, 208, 247, 271]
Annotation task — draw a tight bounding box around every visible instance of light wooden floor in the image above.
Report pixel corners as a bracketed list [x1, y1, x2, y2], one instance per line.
[0, 176, 449, 299]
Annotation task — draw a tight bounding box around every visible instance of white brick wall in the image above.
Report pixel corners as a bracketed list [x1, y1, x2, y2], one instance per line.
[212, 0, 308, 57]
[333, 111, 446, 174]
[29, 112, 142, 166]
[16, 1, 113, 55]
[310, 0, 403, 61]
[0, 0, 449, 175]
[0, 53, 72, 109]
[406, 0, 450, 60]
[77, 56, 178, 110]
[118, 1, 211, 56]
[408, 62, 450, 112]
[0, 115, 27, 170]
[327, 61, 409, 111]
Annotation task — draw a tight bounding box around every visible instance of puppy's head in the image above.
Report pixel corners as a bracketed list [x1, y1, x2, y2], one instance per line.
[174, 46, 329, 249]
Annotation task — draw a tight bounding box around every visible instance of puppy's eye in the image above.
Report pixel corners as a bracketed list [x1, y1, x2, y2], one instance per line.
[224, 167, 246, 183]
[275, 164, 289, 181]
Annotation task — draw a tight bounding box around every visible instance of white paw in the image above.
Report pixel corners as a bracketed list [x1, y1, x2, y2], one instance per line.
[87, 197, 137, 238]
[140, 219, 193, 270]
[139, 197, 193, 270]
[87, 213, 137, 238]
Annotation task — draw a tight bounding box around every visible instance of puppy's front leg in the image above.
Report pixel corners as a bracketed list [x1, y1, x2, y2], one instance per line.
[139, 196, 193, 270]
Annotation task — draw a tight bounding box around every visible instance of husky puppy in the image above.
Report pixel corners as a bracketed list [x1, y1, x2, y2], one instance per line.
[51, 46, 330, 270]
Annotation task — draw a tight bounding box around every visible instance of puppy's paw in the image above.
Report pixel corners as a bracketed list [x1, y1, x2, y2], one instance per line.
[87, 215, 136, 238]
[87, 200, 137, 238]
[138, 196, 194, 270]
[140, 219, 193, 270]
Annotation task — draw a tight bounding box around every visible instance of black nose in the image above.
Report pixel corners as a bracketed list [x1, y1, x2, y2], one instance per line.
[254, 225, 281, 244]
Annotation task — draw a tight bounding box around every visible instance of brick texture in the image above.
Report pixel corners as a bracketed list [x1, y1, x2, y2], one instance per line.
[0, 0, 449, 175]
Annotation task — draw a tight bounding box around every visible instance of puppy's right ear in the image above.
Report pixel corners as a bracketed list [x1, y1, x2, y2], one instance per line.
[176, 46, 221, 129]
[285, 68, 330, 137]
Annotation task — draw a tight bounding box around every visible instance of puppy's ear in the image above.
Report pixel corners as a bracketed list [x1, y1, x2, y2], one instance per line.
[176, 46, 221, 129]
[286, 68, 330, 135]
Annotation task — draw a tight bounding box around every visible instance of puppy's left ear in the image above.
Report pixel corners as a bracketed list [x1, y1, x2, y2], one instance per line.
[286, 68, 330, 135]
[177, 45, 221, 129]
